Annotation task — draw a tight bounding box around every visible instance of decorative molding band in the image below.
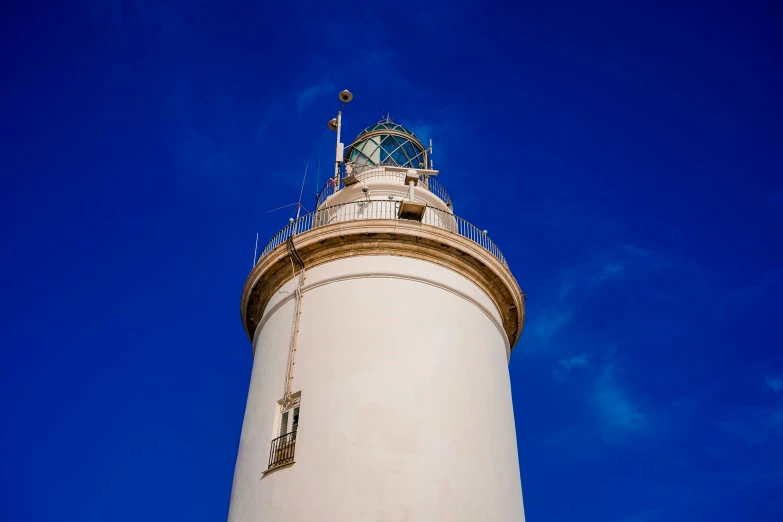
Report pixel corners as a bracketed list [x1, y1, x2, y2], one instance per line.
[253, 272, 511, 360]
[241, 219, 525, 353]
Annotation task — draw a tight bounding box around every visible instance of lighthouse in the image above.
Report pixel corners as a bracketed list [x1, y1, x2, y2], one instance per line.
[228, 91, 527, 521]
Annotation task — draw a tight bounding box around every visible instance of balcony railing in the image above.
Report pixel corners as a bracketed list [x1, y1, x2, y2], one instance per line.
[315, 170, 348, 209]
[268, 431, 297, 469]
[315, 165, 453, 209]
[256, 200, 507, 267]
[423, 177, 451, 208]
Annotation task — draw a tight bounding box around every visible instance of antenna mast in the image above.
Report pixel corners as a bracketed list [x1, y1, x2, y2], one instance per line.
[295, 162, 308, 222]
[315, 154, 320, 199]
[328, 90, 354, 189]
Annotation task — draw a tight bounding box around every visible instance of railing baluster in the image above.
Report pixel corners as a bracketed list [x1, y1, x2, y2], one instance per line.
[268, 430, 297, 469]
[257, 199, 508, 267]
[315, 167, 453, 210]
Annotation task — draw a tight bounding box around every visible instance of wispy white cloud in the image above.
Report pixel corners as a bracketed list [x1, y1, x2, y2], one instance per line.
[623, 244, 651, 257]
[588, 262, 626, 287]
[766, 376, 783, 392]
[296, 82, 334, 114]
[552, 353, 589, 381]
[557, 281, 574, 300]
[616, 507, 668, 522]
[718, 406, 783, 445]
[733, 274, 780, 304]
[255, 106, 284, 143]
[593, 365, 648, 442]
[560, 353, 589, 371]
[533, 311, 572, 341]
[528, 250, 639, 352]
[405, 121, 436, 143]
[198, 151, 243, 178]
[84, 0, 188, 40]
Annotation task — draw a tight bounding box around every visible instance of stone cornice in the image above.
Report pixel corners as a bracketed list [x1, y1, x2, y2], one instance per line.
[240, 219, 526, 353]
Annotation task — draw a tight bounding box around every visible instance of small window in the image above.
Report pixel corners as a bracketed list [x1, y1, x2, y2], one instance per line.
[267, 395, 301, 471]
[279, 411, 289, 437]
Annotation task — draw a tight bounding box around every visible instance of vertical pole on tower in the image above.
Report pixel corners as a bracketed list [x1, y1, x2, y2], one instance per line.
[329, 90, 353, 192]
[334, 111, 342, 187]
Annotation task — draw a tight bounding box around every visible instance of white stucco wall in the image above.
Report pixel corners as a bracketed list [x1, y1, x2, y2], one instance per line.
[322, 166, 453, 213]
[229, 256, 525, 522]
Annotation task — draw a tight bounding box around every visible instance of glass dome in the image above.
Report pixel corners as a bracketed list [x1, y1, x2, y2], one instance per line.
[357, 122, 419, 139]
[345, 118, 428, 169]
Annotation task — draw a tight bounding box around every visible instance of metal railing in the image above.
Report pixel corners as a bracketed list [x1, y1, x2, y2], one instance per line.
[423, 177, 452, 208]
[432, 207, 507, 264]
[315, 170, 348, 209]
[314, 165, 453, 209]
[256, 200, 507, 266]
[268, 431, 297, 469]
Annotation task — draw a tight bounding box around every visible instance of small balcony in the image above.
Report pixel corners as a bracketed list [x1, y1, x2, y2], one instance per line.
[255, 199, 507, 267]
[268, 431, 297, 470]
[315, 164, 452, 210]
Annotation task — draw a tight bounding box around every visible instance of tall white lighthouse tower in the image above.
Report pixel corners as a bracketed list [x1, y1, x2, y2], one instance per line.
[228, 91, 527, 521]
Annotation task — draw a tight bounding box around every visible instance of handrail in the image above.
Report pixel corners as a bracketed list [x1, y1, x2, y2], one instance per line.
[268, 431, 296, 469]
[314, 165, 453, 210]
[256, 200, 507, 267]
[314, 170, 348, 209]
[424, 177, 452, 208]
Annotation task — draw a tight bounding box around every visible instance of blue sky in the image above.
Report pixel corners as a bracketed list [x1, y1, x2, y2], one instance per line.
[2, 1, 782, 521]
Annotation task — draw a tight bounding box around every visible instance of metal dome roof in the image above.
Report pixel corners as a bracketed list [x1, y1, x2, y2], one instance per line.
[357, 121, 419, 139]
[345, 117, 428, 169]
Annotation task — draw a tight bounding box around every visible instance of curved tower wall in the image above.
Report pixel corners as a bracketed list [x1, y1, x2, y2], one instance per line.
[229, 256, 525, 522]
[229, 114, 527, 522]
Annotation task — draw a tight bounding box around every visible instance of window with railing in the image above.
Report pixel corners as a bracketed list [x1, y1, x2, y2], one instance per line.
[268, 430, 296, 469]
[268, 399, 300, 470]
